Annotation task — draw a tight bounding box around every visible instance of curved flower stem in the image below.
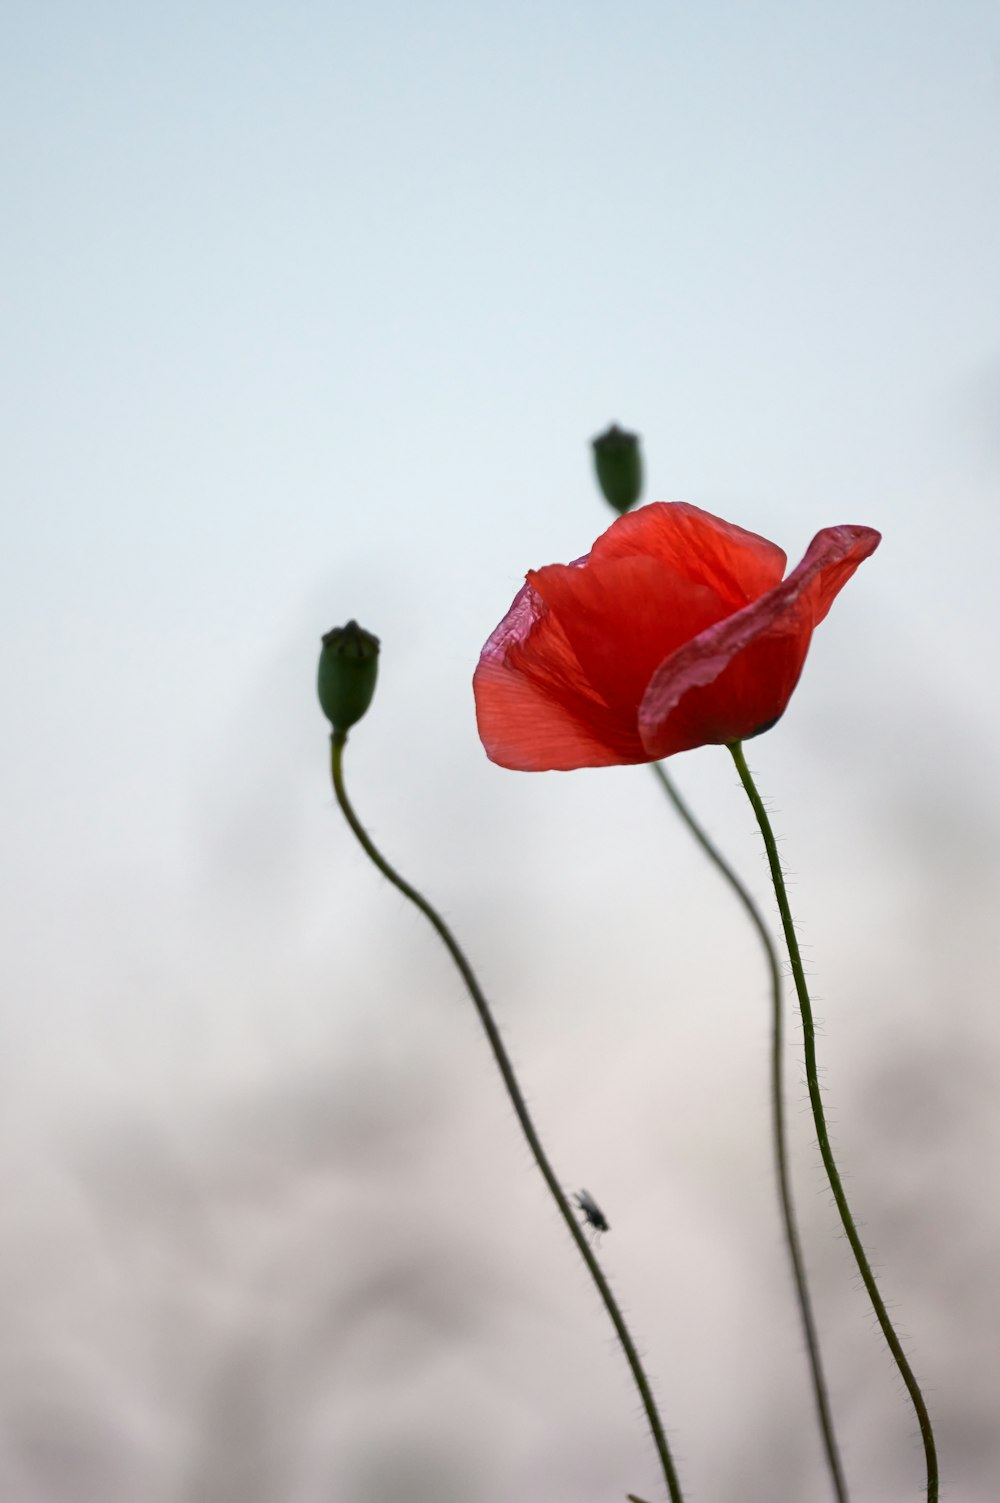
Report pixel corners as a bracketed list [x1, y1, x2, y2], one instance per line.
[649, 762, 848, 1503]
[728, 741, 938, 1503]
[330, 731, 685, 1503]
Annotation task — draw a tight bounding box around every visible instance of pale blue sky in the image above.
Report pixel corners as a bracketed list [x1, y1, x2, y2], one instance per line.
[2, 4, 999, 1499]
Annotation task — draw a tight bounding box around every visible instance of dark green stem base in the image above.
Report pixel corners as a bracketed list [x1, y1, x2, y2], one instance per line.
[330, 731, 685, 1503]
[728, 740, 938, 1503]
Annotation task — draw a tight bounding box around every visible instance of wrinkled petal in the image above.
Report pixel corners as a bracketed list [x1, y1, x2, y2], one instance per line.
[638, 524, 881, 757]
[474, 581, 643, 769]
[590, 501, 787, 608]
[528, 552, 729, 714]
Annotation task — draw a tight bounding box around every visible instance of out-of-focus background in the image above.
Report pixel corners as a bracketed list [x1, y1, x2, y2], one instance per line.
[2, 3, 999, 1500]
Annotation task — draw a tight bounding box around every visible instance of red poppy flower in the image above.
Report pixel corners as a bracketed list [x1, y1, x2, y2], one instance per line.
[474, 503, 880, 771]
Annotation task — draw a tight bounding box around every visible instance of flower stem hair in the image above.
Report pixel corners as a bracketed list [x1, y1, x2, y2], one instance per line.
[649, 759, 848, 1503]
[329, 726, 685, 1503]
[728, 740, 938, 1503]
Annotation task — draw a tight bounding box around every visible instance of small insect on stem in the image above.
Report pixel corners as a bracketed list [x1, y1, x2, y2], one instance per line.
[574, 1188, 610, 1238]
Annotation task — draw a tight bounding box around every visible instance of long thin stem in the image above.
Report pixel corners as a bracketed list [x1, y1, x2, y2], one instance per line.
[330, 730, 685, 1503]
[728, 740, 938, 1503]
[649, 761, 848, 1503]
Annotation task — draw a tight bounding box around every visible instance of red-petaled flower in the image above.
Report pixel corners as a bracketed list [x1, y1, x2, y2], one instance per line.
[474, 503, 880, 771]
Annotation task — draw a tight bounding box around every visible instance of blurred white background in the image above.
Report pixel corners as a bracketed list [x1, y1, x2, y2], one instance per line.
[2, 2, 999, 1500]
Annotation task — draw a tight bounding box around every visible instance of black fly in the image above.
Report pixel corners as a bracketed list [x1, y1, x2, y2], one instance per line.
[574, 1189, 610, 1236]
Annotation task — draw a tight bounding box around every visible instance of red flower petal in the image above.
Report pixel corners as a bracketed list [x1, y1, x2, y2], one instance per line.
[528, 552, 729, 718]
[474, 581, 640, 769]
[589, 501, 787, 608]
[473, 505, 881, 772]
[638, 524, 881, 758]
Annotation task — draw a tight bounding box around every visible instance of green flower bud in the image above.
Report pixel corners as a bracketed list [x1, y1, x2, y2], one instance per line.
[318, 620, 380, 733]
[592, 423, 643, 514]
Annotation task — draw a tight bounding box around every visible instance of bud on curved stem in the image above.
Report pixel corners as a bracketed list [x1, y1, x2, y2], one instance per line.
[317, 620, 380, 733]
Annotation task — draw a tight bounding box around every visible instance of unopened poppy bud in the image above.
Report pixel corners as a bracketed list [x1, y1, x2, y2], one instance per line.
[592, 424, 643, 514]
[318, 620, 380, 732]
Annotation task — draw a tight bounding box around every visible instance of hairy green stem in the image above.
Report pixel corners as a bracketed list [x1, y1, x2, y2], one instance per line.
[330, 731, 685, 1503]
[728, 740, 938, 1503]
[649, 761, 848, 1502]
